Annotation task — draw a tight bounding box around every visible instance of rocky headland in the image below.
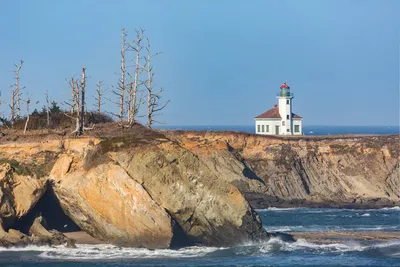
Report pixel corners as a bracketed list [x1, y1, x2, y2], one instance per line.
[0, 125, 398, 248]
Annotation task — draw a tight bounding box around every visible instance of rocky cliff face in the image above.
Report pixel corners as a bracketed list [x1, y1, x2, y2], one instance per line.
[170, 132, 399, 208]
[0, 129, 398, 248]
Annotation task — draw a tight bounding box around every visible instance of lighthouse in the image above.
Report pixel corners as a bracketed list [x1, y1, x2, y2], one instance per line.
[254, 82, 303, 135]
[277, 82, 294, 134]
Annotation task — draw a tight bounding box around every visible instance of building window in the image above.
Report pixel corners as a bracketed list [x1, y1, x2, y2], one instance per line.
[257, 125, 260, 133]
[266, 125, 269, 132]
[294, 125, 300, 132]
[287, 129, 290, 132]
[286, 115, 289, 119]
[286, 100, 289, 105]
[282, 121, 285, 126]
[261, 125, 265, 132]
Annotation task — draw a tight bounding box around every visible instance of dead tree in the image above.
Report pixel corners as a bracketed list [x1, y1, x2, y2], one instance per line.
[23, 95, 31, 134]
[78, 68, 86, 135]
[64, 68, 93, 136]
[144, 38, 169, 128]
[113, 28, 128, 122]
[126, 29, 145, 126]
[9, 90, 16, 126]
[10, 60, 24, 125]
[12, 60, 24, 119]
[45, 90, 50, 127]
[94, 80, 107, 113]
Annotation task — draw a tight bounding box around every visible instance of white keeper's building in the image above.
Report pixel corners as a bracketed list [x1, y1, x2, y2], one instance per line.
[254, 82, 303, 135]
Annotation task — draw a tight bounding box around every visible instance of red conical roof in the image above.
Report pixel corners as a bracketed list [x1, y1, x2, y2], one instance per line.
[280, 82, 290, 89]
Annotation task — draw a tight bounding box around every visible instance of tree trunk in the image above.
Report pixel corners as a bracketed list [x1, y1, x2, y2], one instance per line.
[79, 68, 86, 136]
[119, 28, 126, 122]
[97, 80, 101, 113]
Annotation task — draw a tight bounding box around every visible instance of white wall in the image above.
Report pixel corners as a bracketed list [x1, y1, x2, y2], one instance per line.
[277, 96, 293, 135]
[292, 119, 303, 135]
[255, 118, 303, 135]
[255, 119, 282, 135]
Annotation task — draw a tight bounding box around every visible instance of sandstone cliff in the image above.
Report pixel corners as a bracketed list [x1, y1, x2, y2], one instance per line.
[0, 128, 398, 248]
[169, 132, 399, 208]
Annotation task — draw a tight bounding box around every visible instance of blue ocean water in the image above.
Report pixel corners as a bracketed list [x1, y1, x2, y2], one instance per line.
[1, 207, 399, 266]
[155, 125, 400, 136]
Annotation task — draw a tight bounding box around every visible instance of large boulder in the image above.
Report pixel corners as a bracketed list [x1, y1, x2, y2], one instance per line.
[50, 159, 175, 248]
[0, 222, 31, 247]
[111, 142, 267, 246]
[29, 216, 74, 247]
[0, 163, 47, 228]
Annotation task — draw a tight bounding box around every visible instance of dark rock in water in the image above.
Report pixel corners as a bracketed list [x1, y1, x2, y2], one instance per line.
[268, 232, 296, 242]
[29, 216, 73, 246]
[0, 225, 31, 247]
[66, 238, 77, 248]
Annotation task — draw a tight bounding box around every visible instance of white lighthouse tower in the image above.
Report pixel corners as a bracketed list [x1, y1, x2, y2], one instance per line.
[277, 82, 294, 134]
[254, 82, 303, 135]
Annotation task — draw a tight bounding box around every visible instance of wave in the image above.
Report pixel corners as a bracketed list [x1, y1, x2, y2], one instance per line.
[256, 207, 302, 211]
[380, 206, 400, 211]
[258, 206, 400, 213]
[0, 239, 399, 260]
[263, 225, 400, 232]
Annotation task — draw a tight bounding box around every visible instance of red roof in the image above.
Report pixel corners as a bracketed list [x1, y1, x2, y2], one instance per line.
[255, 107, 281, 119]
[292, 113, 302, 119]
[280, 82, 290, 89]
[255, 107, 302, 119]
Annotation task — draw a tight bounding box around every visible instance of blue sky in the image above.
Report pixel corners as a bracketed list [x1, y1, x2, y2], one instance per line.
[0, 0, 399, 126]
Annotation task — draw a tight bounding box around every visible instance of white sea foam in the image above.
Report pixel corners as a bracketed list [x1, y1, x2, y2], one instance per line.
[257, 207, 301, 211]
[0, 244, 225, 260]
[380, 206, 400, 211]
[1, 239, 399, 260]
[360, 213, 370, 217]
[39, 244, 225, 260]
[263, 225, 305, 232]
[259, 237, 365, 254]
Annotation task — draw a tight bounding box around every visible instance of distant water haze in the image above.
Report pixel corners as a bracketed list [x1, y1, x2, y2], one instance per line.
[156, 125, 400, 136]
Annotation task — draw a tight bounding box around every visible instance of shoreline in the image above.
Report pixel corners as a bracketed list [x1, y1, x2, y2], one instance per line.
[246, 193, 400, 210]
[62, 231, 400, 247]
[290, 231, 400, 244]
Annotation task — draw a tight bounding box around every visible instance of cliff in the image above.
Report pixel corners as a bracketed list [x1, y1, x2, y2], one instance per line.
[0, 126, 398, 248]
[168, 131, 399, 208]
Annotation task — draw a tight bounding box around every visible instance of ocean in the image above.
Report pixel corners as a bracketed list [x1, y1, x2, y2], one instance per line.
[155, 125, 400, 136]
[1, 207, 399, 267]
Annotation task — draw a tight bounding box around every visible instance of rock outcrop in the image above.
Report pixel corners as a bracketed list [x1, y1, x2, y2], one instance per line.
[111, 141, 266, 246]
[50, 159, 175, 248]
[29, 216, 74, 247]
[0, 128, 398, 248]
[0, 163, 47, 228]
[171, 132, 400, 208]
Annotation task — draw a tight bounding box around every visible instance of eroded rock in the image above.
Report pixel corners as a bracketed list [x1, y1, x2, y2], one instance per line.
[50, 161, 175, 248]
[0, 163, 47, 228]
[111, 142, 267, 246]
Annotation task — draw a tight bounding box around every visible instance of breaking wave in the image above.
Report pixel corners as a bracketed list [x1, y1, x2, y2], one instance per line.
[0, 238, 399, 260]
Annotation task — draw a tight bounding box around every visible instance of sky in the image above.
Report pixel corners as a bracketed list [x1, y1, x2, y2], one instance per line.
[0, 0, 399, 126]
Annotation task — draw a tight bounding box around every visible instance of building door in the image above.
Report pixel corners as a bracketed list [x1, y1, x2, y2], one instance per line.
[275, 125, 279, 135]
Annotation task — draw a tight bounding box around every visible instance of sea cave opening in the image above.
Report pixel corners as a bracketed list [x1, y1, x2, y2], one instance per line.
[12, 187, 81, 234]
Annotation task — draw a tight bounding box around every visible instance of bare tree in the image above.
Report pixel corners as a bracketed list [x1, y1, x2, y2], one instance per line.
[23, 95, 31, 134]
[144, 38, 169, 128]
[94, 80, 107, 113]
[112, 28, 128, 122]
[9, 89, 16, 127]
[127, 29, 145, 126]
[78, 68, 86, 135]
[10, 60, 24, 125]
[64, 68, 93, 136]
[45, 89, 50, 127]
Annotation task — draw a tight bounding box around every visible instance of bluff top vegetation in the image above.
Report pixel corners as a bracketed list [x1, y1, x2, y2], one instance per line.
[0, 28, 169, 136]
